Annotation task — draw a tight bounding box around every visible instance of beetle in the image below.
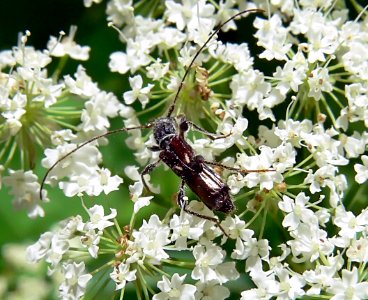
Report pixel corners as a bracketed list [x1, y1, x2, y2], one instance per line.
[40, 8, 266, 236]
[151, 116, 234, 213]
[141, 115, 235, 233]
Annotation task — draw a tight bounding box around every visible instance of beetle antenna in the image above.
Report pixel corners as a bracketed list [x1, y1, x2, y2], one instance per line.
[39, 124, 152, 201]
[166, 8, 264, 117]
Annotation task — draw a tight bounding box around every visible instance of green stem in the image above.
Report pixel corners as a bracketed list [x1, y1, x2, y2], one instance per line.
[50, 118, 79, 130]
[136, 266, 150, 300]
[328, 89, 345, 109]
[320, 95, 338, 128]
[245, 198, 267, 228]
[52, 55, 69, 81]
[0, 137, 12, 161]
[208, 75, 233, 87]
[90, 260, 115, 276]
[3, 137, 17, 169]
[136, 95, 170, 116]
[258, 200, 268, 240]
[161, 258, 195, 269]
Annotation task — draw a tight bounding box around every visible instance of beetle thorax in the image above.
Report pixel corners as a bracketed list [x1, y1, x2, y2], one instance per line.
[153, 117, 177, 148]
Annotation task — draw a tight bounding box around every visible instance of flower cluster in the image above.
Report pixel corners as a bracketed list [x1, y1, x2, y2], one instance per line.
[26, 202, 238, 299]
[0, 27, 125, 217]
[2, 0, 368, 299]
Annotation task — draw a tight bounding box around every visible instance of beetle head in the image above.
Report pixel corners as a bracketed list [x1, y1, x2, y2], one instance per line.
[153, 117, 177, 148]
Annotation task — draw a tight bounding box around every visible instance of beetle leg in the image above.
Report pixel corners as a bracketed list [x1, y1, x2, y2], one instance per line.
[186, 120, 231, 140]
[141, 160, 161, 193]
[178, 115, 189, 139]
[203, 160, 274, 174]
[178, 115, 229, 140]
[148, 145, 161, 152]
[177, 180, 229, 237]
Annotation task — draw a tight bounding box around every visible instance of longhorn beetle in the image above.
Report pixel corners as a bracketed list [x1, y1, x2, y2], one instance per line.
[40, 8, 268, 236]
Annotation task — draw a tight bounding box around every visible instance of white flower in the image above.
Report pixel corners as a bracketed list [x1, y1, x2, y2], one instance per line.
[354, 155, 368, 184]
[85, 204, 117, 231]
[153, 273, 196, 300]
[26, 231, 53, 263]
[127, 179, 154, 213]
[231, 235, 270, 271]
[123, 74, 154, 108]
[337, 83, 368, 130]
[342, 40, 368, 80]
[274, 118, 313, 147]
[125, 164, 159, 210]
[59, 261, 92, 300]
[272, 142, 296, 173]
[333, 206, 368, 239]
[88, 168, 123, 196]
[0, 49, 16, 68]
[47, 26, 90, 60]
[254, 14, 291, 61]
[275, 269, 305, 299]
[132, 215, 171, 263]
[50, 129, 77, 146]
[38, 218, 79, 272]
[58, 173, 93, 197]
[3, 169, 46, 218]
[339, 132, 366, 159]
[220, 215, 253, 241]
[79, 91, 123, 132]
[165, 0, 215, 32]
[83, 0, 102, 7]
[194, 280, 230, 300]
[241, 259, 280, 299]
[146, 58, 170, 81]
[1, 93, 27, 135]
[106, 0, 134, 27]
[13, 38, 51, 68]
[177, 44, 200, 68]
[42, 143, 103, 197]
[80, 229, 100, 258]
[192, 243, 239, 284]
[183, 201, 220, 236]
[304, 165, 338, 194]
[304, 25, 338, 63]
[170, 212, 204, 249]
[234, 147, 284, 191]
[110, 263, 137, 290]
[327, 268, 368, 300]
[303, 263, 338, 296]
[210, 42, 253, 72]
[42, 143, 101, 179]
[304, 126, 349, 167]
[288, 223, 334, 262]
[230, 69, 271, 114]
[157, 26, 187, 49]
[307, 67, 333, 100]
[64, 65, 99, 97]
[109, 39, 151, 74]
[211, 117, 249, 152]
[31, 76, 65, 107]
[124, 165, 141, 181]
[192, 244, 224, 283]
[273, 54, 307, 95]
[346, 237, 368, 263]
[278, 193, 318, 231]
